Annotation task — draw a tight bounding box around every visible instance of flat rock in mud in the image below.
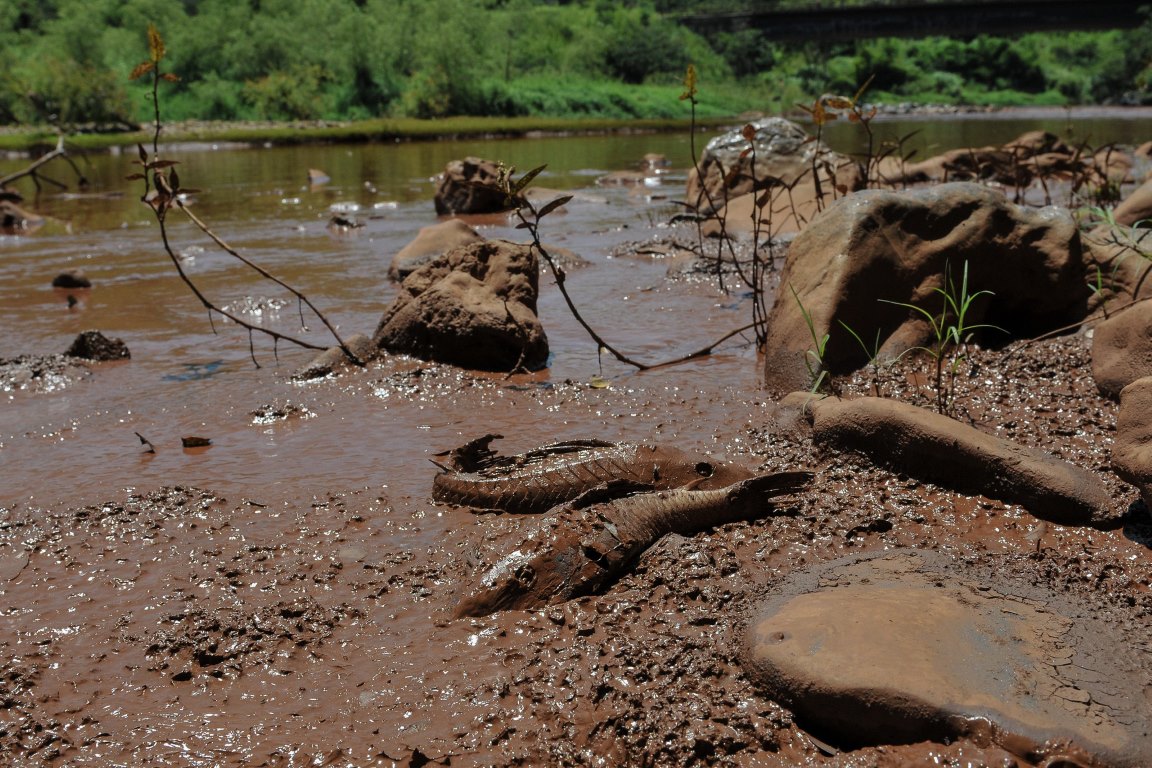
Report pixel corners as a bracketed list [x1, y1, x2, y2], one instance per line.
[741, 550, 1152, 767]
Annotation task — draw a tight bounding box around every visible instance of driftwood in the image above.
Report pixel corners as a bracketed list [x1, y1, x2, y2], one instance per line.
[0, 135, 87, 192]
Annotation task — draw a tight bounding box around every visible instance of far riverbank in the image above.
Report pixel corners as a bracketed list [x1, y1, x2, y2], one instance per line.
[6, 105, 1152, 156]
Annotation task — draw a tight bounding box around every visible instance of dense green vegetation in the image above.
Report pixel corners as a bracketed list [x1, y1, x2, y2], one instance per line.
[1, 0, 1148, 127]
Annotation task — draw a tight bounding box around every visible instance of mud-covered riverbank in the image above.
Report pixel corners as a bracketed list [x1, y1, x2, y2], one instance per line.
[3, 116, 1152, 766]
[2, 331, 1150, 767]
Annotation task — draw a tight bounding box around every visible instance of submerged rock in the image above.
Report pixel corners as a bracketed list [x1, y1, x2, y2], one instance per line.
[52, 272, 91, 289]
[742, 550, 1152, 767]
[434, 157, 511, 216]
[0, 198, 44, 233]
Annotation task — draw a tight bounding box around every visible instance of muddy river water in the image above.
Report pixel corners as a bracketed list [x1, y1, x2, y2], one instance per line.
[1, 109, 1151, 767]
[3, 110, 1148, 511]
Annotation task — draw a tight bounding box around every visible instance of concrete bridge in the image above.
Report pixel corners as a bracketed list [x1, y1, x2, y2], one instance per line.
[677, 0, 1146, 42]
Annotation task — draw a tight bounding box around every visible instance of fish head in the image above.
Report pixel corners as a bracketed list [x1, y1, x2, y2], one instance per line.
[453, 549, 539, 619]
[725, 470, 815, 508]
[645, 444, 755, 490]
[454, 538, 591, 618]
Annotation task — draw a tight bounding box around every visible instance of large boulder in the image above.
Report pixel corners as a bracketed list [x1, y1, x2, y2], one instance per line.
[763, 182, 1091, 394]
[1112, 375, 1152, 510]
[685, 118, 857, 216]
[433, 157, 511, 216]
[373, 240, 548, 371]
[1112, 176, 1152, 228]
[1092, 302, 1152, 398]
[699, 167, 861, 238]
[389, 219, 485, 281]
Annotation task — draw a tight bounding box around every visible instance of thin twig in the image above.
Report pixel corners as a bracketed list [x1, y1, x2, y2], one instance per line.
[130, 23, 363, 368]
[515, 200, 757, 373]
[175, 202, 361, 363]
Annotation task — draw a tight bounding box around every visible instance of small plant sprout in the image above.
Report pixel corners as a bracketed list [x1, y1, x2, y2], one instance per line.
[881, 261, 1004, 415]
[791, 285, 831, 394]
[797, 76, 877, 208]
[839, 321, 885, 397]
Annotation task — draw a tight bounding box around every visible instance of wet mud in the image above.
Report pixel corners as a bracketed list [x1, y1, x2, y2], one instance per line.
[3, 125, 1152, 766]
[2, 329, 1150, 767]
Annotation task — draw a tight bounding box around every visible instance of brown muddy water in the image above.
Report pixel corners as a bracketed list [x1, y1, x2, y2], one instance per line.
[1, 110, 1151, 767]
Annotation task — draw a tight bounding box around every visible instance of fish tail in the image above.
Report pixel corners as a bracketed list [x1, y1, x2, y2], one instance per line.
[731, 471, 814, 502]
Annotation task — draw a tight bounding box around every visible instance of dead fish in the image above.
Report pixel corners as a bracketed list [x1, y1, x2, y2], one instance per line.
[454, 471, 813, 618]
[432, 434, 754, 514]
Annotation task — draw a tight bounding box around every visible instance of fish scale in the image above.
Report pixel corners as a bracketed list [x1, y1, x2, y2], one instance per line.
[432, 437, 750, 514]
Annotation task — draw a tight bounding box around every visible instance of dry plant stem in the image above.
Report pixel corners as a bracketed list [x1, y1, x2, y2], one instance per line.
[640, 322, 759, 370]
[175, 202, 362, 364]
[681, 88, 742, 296]
[154, 215, 328, 365]
[0, 135, 86, 191]
[530, 236, 651, 370]
[133, 24, 361, 368]
[518, 207, 757, 372]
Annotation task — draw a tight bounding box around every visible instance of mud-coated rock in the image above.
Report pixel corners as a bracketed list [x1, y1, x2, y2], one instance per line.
[1112, 376, 1152, 509]
[389, 219, 485, 281]
[52, 272, 92, 289]
[294, 333, 376, 380]
[763, 183, 1091, 394]
[1113, 176, 1152, 228]
[1083, 223, 1152, 314]
[1091, 303, 1152, 398]
[741, 550, 1152, 766]
[876, 130, 1078, 187]
[434, 157, 511, 216]
[807, 394, 1115, 526]
[0, 199, 44, 233]
[685, 118, 854, 215]
[373, 240, 548, 371]
[64, 330, 129, 361]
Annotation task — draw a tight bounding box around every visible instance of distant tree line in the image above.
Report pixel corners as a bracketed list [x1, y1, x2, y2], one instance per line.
[0, 0, 1148, 126]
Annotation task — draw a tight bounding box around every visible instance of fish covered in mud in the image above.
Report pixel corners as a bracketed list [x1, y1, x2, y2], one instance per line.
[432, 434, 755, 514]
[454, 470, 813, 618]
